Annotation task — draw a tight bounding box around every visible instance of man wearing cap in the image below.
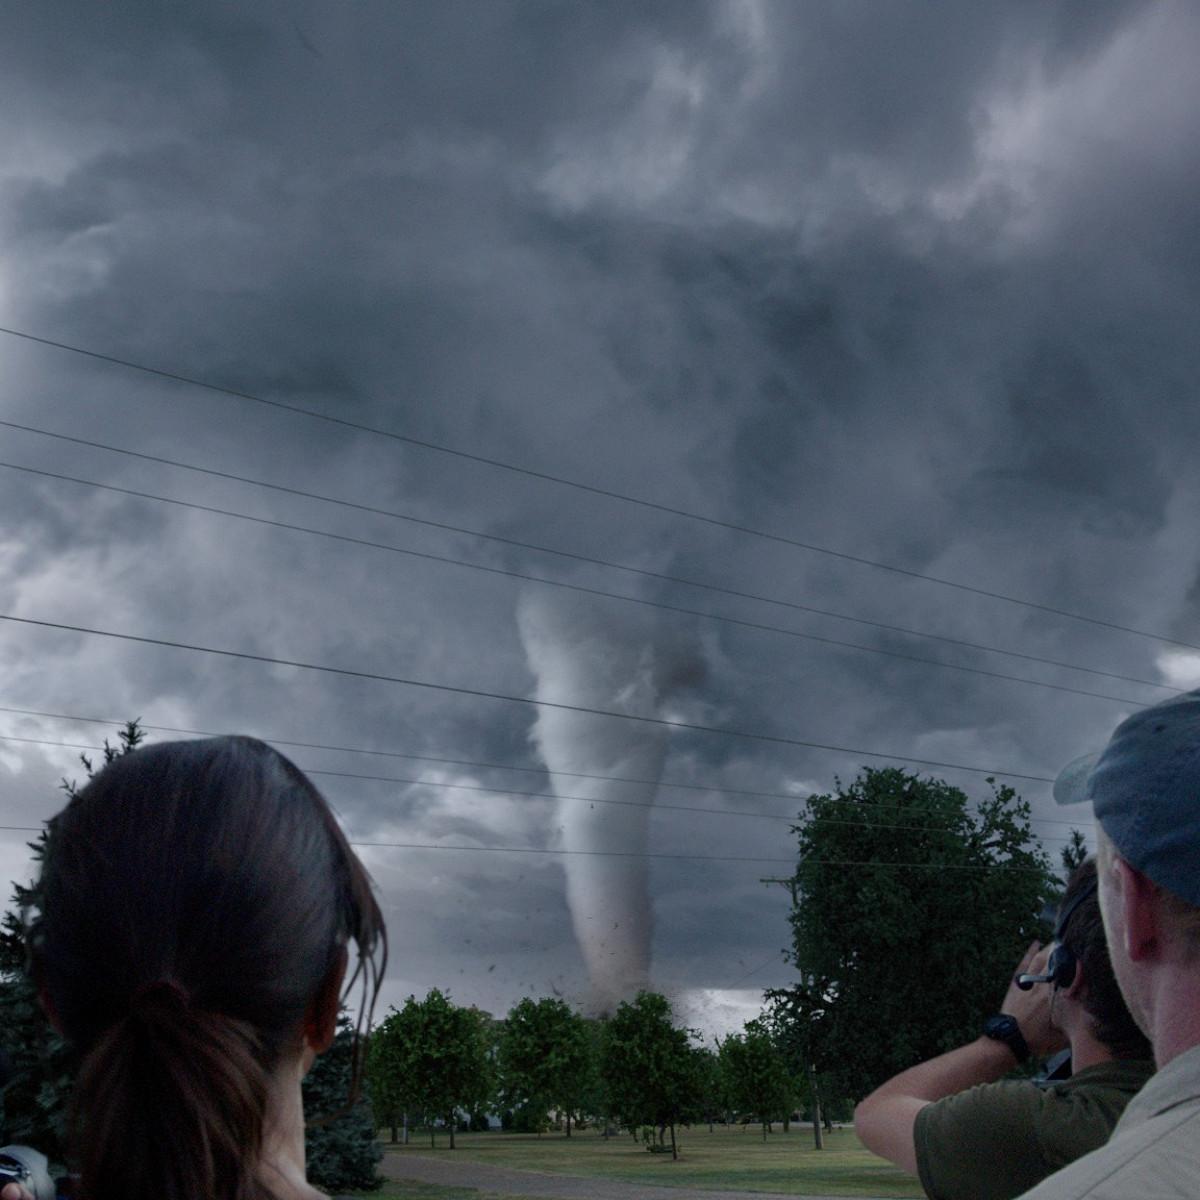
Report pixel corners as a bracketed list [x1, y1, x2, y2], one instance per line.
[1018, 689, 1200, 1198]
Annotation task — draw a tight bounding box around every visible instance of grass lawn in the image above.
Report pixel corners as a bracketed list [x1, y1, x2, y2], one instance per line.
[377, 1124, 924, 1197]
[374, 1185, 492, 1200]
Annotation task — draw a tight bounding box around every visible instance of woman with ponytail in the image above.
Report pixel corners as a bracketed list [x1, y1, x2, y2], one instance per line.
[14, 735, 386, 1200]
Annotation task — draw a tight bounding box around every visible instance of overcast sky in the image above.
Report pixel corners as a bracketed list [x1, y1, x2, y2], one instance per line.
[3, 0, 1200, 1037]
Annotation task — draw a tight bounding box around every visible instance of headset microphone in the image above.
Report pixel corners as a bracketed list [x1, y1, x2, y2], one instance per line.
[1017, 945, 1077, 990]
[1015, 874, 1098, 991]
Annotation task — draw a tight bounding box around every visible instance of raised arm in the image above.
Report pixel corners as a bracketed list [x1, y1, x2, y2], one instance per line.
[853, 941, 1066, 1174]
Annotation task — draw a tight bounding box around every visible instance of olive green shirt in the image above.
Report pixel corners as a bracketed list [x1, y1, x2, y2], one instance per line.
[1017, 1044, 1200, 1200]
[913, 1059, 1155, 1200]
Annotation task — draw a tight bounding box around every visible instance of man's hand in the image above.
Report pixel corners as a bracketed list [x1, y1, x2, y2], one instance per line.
[1000, 941, 1070, 1061]
[1, 1183, 34, 1200]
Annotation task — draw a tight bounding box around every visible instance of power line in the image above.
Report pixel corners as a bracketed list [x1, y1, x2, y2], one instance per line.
[301, 767, 1078, 845]
[354, 844, 1053, 872]
[0, 610, 1061, 781]
[308, 766, 798, 820]
[0, 826, 784, 862]
[352, 842, 794, 862]
[324, 766, 1080, 843]
[0, 729, 1081, 847]
[0, 706, 1089, 832]
[4, 418, 1182, 690]
[0, 732, 95, 754]
[0, 822, 1060, 871]
[0, 704, 778, 795]
[0, 324, 1192, 650]
[0, 729, 1081, 849]
[0, 459, 1164, 709]
[723, 957, 787, 989]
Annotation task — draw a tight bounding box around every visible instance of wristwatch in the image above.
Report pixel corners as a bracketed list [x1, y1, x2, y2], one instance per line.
[983, 1014, 1030, 1063]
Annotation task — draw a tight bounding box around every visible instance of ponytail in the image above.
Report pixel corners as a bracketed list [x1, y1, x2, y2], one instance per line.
[71, 987, 273, 1200]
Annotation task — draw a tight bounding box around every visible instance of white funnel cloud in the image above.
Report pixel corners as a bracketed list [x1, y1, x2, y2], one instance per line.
[517, 589, 704, 1014]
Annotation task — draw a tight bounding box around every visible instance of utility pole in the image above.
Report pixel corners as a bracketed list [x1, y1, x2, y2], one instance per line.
[759, 875, 798, 907]
[809, 1063, 824, 1149]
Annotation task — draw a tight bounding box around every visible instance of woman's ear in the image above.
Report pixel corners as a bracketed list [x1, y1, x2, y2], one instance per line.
[305, 945, 348, 1054]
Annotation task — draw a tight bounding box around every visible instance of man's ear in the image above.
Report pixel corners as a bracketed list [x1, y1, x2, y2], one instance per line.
[1115, 856, 1160, 963]
[305, 945, 348, 1054]
[1063, 954, 1086, 1000]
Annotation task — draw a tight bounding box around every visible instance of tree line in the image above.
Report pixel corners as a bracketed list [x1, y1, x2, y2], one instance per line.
[367, 987, 830, 1160]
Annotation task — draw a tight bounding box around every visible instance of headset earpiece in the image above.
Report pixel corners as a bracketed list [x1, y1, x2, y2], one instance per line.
[1046, 944, 1078, 987]
[1016, 875, 1097, 990]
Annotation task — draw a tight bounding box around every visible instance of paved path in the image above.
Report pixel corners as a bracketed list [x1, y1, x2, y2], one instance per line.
[380, 1151, 902, 1200]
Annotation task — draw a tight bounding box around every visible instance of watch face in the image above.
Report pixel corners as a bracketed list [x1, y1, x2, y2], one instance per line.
[985, 1015, 1017, 1038]
[983, 1014, 1029, 1062]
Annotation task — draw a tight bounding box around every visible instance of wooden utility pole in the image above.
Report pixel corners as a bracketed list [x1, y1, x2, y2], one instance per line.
[809, 1063, 824, 1149]
[760, 875, 799, 907]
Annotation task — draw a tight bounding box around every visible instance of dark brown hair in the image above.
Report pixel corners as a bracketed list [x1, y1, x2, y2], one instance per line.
[36, 736, 386, 1200]
[1058, 857, 1150, 1060]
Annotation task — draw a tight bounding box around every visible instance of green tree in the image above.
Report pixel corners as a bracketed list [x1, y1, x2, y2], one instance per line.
[759, 1003, 844, 1146]
[769, 767, 1056, 1102]
[303, 1014, 383, 1193]
[719, 1018, 794, 1140]
[580, 1017, 614, 1137]
[370, 989, 492, 1150]
[497, 996, 592, 1136]
[367, 1010, 408, 1144]
[0, 720, 144, 1159]
[691, 1044, 726, 1130]
[1061, 827, 1089, 873]
[598, 990, 702, 1161]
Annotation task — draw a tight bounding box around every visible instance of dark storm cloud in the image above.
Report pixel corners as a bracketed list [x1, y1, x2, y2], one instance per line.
[3, 0, 1200, 1026]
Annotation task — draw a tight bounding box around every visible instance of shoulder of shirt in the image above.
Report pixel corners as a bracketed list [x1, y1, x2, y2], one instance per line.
[1034, 1059, 1155, 1095]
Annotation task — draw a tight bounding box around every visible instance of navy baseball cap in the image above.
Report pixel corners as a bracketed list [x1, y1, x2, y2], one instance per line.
[1053, 688, 1200, 907]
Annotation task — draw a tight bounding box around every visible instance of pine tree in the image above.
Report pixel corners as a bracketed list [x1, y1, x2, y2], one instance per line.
[1060, 827, 1089, 873]
[303, 1015, 383, 1194]
[0, 720, 144, 1160]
